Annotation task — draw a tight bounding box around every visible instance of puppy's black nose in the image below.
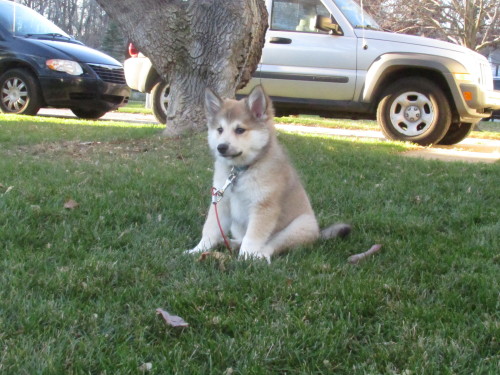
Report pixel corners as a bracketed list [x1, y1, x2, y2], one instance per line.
[217, 143, 229, 155]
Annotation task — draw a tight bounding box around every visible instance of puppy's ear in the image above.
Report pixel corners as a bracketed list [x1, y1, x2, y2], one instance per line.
[205, 88, 222, 122]
[247, 85, 270, 120]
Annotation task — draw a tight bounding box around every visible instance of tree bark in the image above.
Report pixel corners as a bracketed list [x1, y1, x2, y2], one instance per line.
[94, 0, 268, 136]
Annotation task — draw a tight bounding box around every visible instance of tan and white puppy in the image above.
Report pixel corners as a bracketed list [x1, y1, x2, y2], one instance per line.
[187, 85, 350, 261]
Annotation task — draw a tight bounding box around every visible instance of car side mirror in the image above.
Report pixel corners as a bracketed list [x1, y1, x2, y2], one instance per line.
[315, 15, 343, 36]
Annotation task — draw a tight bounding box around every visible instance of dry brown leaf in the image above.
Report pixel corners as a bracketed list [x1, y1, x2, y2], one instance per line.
[156, 308, 189, 328]
[64, 199, 79, 209]
[197, 251, 231, 271]
[197, 251, 229, 262]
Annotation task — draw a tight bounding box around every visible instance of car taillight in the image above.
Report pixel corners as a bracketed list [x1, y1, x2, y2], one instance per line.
[128, 43, 139, 58]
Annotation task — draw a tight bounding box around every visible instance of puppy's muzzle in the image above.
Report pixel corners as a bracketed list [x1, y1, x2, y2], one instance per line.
[217, 143, 229, 155]
[217, 143, 242, 158]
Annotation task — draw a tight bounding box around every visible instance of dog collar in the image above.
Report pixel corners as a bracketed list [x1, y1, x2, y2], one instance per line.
[211, 166, 247, 204]
[233, 165, 249, 174]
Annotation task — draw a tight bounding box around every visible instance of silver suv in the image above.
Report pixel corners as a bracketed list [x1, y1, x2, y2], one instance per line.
[124, 0, 500, 145]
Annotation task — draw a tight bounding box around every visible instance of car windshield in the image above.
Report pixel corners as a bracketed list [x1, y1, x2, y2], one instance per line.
[332, 0, 381, 30]
[0, 1, 69, 37]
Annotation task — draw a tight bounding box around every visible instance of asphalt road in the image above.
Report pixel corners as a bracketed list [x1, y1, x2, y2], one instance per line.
[37, 108, 500, 164]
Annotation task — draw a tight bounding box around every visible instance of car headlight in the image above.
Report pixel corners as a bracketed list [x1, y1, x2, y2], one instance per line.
[46, 59, 83, 75]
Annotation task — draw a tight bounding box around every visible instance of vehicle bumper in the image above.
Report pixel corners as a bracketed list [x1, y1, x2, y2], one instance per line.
[484, 89, 500, 109]
[124, 56, 154, 92]
[456, 83, 500, 121]
[39, 76, 130, 111]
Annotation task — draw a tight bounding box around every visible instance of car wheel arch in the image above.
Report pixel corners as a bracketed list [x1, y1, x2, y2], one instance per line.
[363, 53, 461, 103]
[0, 60, 40, 79]
[369, 71, 457, 126]
[0, 61, 42, 100]
[144, 68, 163, 93]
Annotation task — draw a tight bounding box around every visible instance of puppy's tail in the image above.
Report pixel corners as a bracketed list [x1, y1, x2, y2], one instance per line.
[320, 223, 351, 240]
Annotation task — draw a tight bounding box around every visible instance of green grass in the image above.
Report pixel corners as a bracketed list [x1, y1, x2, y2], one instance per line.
[0, 114, 162, 145]
[118, 101, 153, 115]
[1, 114, 499, 374]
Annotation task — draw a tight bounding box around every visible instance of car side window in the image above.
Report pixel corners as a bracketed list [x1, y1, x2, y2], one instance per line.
[0, 3, 13, 32]
[271, 0, 331, 33]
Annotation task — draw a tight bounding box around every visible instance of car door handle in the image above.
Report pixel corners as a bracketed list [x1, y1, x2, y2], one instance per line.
[270, 37, 292, 44]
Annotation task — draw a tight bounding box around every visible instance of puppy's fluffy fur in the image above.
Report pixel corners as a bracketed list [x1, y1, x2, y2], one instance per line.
[187, 85, 350, 261]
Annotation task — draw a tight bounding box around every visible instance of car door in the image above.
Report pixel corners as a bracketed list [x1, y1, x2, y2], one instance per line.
[256, 0, 358, 101]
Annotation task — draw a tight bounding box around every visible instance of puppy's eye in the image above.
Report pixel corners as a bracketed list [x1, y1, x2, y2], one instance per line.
[217, 127, 223, 134]
[235, 127, 246, 135]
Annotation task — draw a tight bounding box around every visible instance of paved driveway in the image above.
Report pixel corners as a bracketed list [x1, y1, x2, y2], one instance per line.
[37, 108, 500, 164]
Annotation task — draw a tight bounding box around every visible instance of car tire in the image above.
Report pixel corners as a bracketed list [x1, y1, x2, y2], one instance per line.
[437, 122, 474, 145]
[71, 108, 107, 120]
[0, 68, 42, 115]
[377, 77, 451, 146]
[151, 80, 169, 124]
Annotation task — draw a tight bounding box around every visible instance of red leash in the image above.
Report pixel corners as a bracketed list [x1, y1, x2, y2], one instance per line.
[211, 187, 232, 254]
[210, 166, 247, 255]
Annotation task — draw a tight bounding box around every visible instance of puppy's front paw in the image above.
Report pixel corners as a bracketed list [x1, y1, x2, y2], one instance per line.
[184, 247, 204, 255]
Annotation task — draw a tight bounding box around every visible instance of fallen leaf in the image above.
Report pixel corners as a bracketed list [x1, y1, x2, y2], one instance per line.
[4, 186, 14, 194]
[64, 199, 79, 209]
[156, 308, 189, 328]
[197, 251, 231, 271]
[197, 251, 229, 262]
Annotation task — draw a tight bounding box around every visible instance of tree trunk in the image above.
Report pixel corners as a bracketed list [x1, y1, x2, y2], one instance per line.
[94, 0, 268, 136]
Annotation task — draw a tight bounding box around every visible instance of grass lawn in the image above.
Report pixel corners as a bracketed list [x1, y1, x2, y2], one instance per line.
[118, 101, 152, 115]
[1, 114, 499, 374]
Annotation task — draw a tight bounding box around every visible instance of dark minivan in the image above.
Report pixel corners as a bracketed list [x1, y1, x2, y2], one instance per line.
[492, 77, 500, 120]
[0, 0, 130, 119]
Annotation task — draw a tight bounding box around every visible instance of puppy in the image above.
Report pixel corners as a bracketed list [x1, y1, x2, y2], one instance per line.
[187, 85, 350, 261]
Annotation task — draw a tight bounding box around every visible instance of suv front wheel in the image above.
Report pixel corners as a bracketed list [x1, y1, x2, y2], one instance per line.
[377, 77, 451, 146]
[151, 80, 169, 124]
